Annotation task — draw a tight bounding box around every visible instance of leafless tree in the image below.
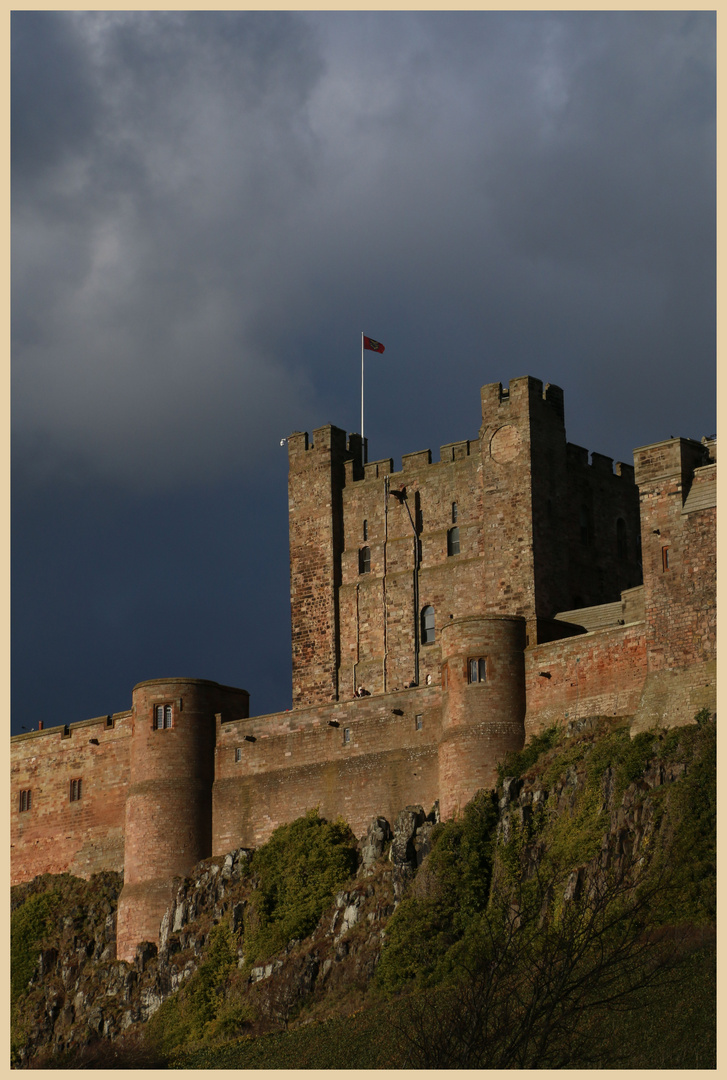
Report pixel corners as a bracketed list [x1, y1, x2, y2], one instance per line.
[393, 858, 687, 1069]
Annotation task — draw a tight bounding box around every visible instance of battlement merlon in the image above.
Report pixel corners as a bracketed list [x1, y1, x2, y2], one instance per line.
[633, 436, 711, 489]
[287, 426, 366, 475]
[479, 375, 565, 432]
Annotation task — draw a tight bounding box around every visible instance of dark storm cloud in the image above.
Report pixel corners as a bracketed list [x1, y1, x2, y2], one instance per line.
[11, 11, 715, 734]
[12, 11, 715, 491]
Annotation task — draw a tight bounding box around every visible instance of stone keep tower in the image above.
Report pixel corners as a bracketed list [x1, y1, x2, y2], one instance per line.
[116, 678, 249, 962]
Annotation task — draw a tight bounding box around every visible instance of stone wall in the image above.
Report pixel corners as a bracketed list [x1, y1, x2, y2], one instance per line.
[524, 623, 648, 738]
[213, 686, 442, 851]
[10, 713, 132, 886]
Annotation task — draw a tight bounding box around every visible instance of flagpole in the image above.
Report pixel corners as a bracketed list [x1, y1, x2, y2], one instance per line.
[361, 332, 365, 469]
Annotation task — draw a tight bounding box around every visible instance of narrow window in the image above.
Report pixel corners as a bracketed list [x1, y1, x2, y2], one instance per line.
[580, 505, 592, 547]
[359, 546, 371, 574]
[421, 605, 435, 645]
[452, 502, 458, 523]
[415, 714, 423, 731]
[447, 527, 460, 556]
[343, 727, 351, 745]
[616, 518, 627, 561]
[70, 778, 82, 802]
[662, 546, 670, 571]
[19, 789, 32, 812]
[416, 508, 423, 533]
[235, 747, 242, 763]
[363, 519, 368, 541]
[468, 657, 487, 683]
[154, 704, 173, 730]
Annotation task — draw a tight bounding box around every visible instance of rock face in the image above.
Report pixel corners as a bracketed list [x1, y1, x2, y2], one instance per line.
[12, 806, 440, 1066]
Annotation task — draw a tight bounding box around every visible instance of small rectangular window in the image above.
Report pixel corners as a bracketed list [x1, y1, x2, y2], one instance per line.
[468, 657, 487, 683]
[19, 789, 32, 812]
[70, 778, 82, 802]
[415, 714, 423, 731]
[154, 704, 173, 730]
[452, 502, 458, 523]
[662, 546, 670, 571]
[235, 747, 242, 763]
[359, 547, 371, 574]
[447, 527, 460, 556]
[343, 727, 351, 745]
[363, 519, 368, 541]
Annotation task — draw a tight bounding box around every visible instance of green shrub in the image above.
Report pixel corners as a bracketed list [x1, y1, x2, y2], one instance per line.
[244, 810, 358, 964]
[376, 792, 498, 992]
[11, 890, 57, 1005]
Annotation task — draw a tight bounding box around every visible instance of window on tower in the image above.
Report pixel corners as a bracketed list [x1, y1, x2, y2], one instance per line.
[421, 605, 435, 645]
[153, 704, 173, 730]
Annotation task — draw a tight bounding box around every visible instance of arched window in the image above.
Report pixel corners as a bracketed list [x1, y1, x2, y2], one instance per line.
[616, 518, 627, 561]
[359, 546, 371, 574]
[421, 605, 435, 645]
[447, 527, 460, 556]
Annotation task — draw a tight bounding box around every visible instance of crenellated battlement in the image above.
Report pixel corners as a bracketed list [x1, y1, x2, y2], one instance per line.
[566, 442, 635, 482]
[10, 711, 129, 743]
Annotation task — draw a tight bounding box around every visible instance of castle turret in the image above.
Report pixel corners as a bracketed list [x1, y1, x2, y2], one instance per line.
[438, 615, 526, 818]
[116, 678, 248, 962]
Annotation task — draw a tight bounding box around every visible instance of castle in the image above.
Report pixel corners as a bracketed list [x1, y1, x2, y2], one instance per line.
[11, 375, 716, 962]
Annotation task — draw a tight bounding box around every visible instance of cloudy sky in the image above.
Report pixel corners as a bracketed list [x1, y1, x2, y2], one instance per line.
[12, 11, 715, 734]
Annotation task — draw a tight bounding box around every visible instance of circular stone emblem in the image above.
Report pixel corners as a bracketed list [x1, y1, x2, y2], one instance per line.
[490, 424, 522, 463]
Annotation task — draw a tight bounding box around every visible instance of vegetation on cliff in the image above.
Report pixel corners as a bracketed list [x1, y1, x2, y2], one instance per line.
[11, 713, 715, 1069]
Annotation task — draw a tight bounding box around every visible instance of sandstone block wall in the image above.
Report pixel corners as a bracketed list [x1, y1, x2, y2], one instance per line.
[213, 686, 442, 851]
[10, 712, 132, 886]
[524, 623, 648, 738]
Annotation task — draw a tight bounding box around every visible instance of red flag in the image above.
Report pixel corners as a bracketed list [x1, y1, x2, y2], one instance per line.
[363, 335, 385, 354]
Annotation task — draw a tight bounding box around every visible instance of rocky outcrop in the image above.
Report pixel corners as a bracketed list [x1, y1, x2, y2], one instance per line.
[12, 806, 439, 1066]
[496, 723, 691, 899]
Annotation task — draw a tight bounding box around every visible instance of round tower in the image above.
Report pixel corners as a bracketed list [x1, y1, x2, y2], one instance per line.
[117, 677, 249, 962]
[438, 616, 526, 819]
